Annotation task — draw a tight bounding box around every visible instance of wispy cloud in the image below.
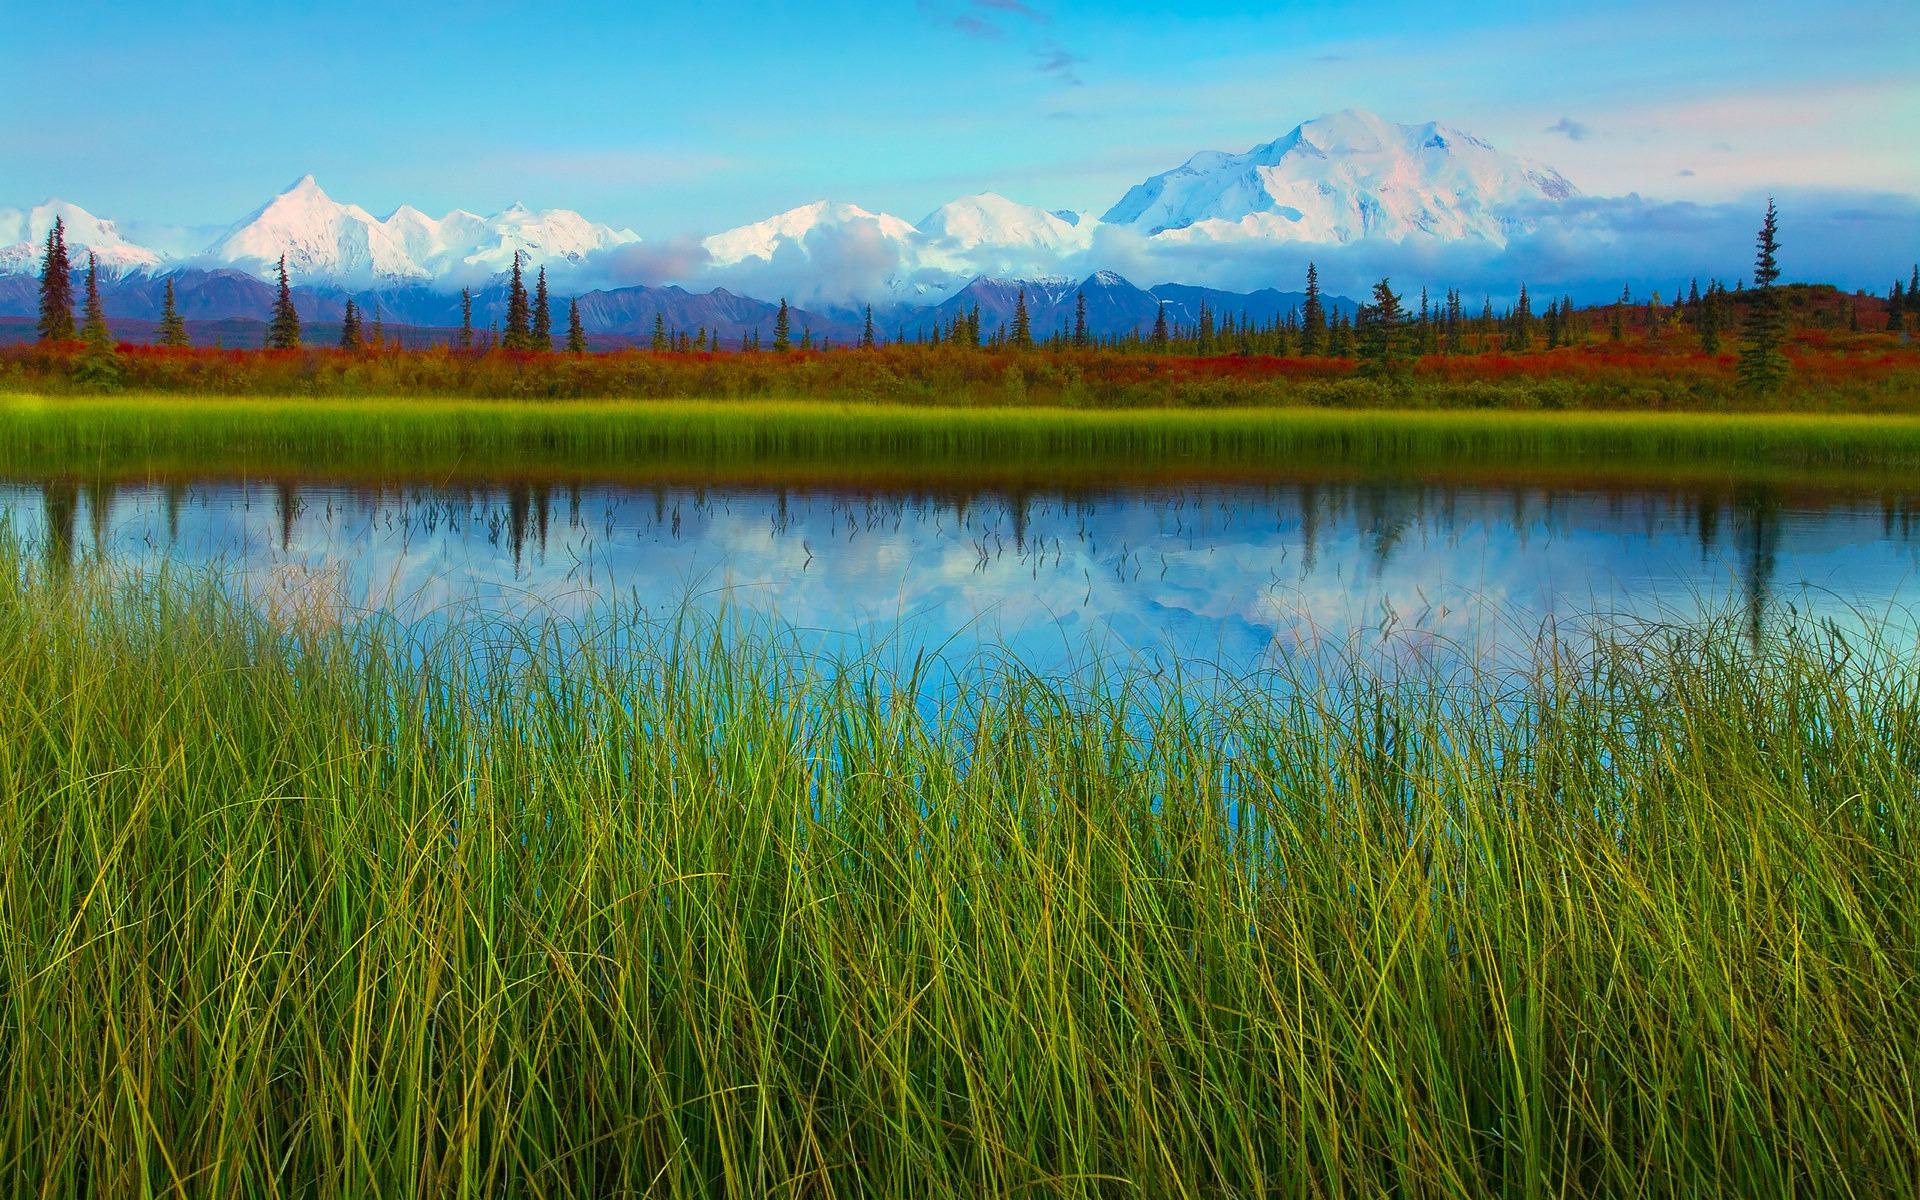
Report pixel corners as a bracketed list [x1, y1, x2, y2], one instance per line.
[1036, 44, 1084, 86]
[950, 13, 1003, 40]
[1544, 116, 1593, 142]
[973, 0, 1048, 20]
[920, 0, 1084, 86]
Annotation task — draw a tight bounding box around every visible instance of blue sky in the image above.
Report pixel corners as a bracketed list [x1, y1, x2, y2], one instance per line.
[6, 0, 1916, 236]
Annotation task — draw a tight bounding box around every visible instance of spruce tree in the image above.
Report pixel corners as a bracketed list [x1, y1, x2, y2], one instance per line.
[861, 304, 875, 349]
[773, 299, 791, 352]
[1503, 284, 1534, 351]
[531, 266, 552, 351]
[1150, 302, 1169, 350]
[503, 252, 531, 350]
[266, 255, 301, 350]
[1737, 199, 1788, 393]
[1890, 282, 1906, 332]
[1073, 291, 1089, 348]
[460, 287, 474, 351]
[1359, 277, 1406, 376]
[1010, 288, 1032, 348]
[566, 298, 587, 353]
[339, 298, 362, 350]
[652, 312, 669, 352]
[1698, 284, 1723, 355]
[158, 277, 189, 348]
[1299, 262, 1326, 355]
[79, 253, 112, 350]
[36, 217, 76, 343]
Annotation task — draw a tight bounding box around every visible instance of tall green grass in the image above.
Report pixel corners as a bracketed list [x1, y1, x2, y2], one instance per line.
[7, 394, 1920, 488]
[1, 545, 1917, 1197]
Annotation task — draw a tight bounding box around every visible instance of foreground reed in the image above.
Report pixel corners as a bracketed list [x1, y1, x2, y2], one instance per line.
[7, 394, 1920, 488]
[1, 550, 1916, 1198]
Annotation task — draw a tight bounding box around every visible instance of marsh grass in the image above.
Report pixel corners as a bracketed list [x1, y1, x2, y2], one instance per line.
[7, 395, 1920, 491]
[1, 543, 1917, 1197]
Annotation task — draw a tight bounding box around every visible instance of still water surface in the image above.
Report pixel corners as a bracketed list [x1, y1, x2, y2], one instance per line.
[5, 475, 1918, 674]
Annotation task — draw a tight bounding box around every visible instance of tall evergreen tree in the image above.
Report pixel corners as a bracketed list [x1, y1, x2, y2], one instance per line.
[79, 253, 112, 350]
[1299, 262, 1326, 356]
[157, 277, 189, 348]
[266, 255, 301, 350]
[967, 305, 981, 348]
[459, 287, 474, 350]
[773, 299, 792, 352]
[861, 304, 876, 349]
[531, 266, 552, 351]
[503, 252, 531, 350]
[1698, 283, 1723, 355]
[1073, 291, 1089, 348]
[566, 299, 587, 354]
[652, 312, 669, 352]
[1738, 199, 1788, 393]
[339, 298, 362, 350]
[1358, 277, 1406, 376]
[36, 217, 76, 343]
[1890, 282, 1907, 332]
[1504, 284, 1534, 351]
[1150, 302, 1169, 350]
[1010, 288, 1033, 348]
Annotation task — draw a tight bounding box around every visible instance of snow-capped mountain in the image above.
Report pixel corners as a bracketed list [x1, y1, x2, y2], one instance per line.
[700, 194, 1101, 305]
[3, 110, 1582, 305]
[0, 200, 165, 276]
[201, 176, 640, 285]
[1102, 109, 1577, 246]
[204, 176, 425, 281]
[917, 194, 1093, 258]
[702, 200, 920, 267]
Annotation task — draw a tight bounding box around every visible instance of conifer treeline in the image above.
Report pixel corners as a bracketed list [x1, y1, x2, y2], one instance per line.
[28, 203, 1915, 390]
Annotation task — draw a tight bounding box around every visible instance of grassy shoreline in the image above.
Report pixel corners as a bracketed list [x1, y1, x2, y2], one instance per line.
[8, 393, 1920, 487]
[2, 549, 1916, 1196]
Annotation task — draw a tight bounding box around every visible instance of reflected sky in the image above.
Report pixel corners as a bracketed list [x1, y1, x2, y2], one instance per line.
[6, 476, 1919, 677]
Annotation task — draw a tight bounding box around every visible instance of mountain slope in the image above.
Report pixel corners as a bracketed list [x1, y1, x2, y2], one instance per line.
[1104, 109, 1576, 246]
[0, 200, 166, 276]
[201, 177, 640, 285]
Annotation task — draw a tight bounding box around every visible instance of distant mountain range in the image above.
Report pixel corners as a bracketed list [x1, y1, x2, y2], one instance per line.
[0, 266, 1355, 347]
[2, 108, 1563, 330]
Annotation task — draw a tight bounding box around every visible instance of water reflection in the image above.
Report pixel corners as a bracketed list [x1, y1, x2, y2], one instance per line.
[8, 475, 1918, 674]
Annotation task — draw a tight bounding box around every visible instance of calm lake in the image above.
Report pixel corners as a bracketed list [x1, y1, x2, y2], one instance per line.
[6, 473, 1919, 675]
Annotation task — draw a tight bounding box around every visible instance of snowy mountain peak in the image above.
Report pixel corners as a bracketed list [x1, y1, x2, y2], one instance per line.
[0, 198, 165, 276]
[1102, 109, 1578, 246]
[702, 201, 920, 268]
[199, 181, 639, 284]
[917, 193, 1092, 255]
